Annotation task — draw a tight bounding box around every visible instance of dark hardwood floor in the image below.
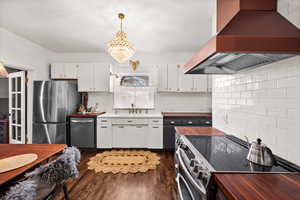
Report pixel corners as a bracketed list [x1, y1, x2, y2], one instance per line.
[54, 150, 178, 200]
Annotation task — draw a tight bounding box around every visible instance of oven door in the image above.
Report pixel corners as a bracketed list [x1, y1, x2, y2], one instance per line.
[175, 148, 207, 199]
[176, 173, 196, 200]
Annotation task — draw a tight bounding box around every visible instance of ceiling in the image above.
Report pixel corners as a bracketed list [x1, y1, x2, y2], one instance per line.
[0, 0, 213, 53]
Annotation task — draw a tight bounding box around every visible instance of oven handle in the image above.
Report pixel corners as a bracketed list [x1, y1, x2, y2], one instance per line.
[176, 148, 207, 195]
[176, 173, 196, 200]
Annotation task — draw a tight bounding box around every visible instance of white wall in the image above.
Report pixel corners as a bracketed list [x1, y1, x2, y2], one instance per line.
[0, 27, 53, 143]
[50, 52, 212, 113]
[212, 0, 300, 165]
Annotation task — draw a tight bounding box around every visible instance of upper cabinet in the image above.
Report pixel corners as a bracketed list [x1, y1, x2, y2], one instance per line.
[157, 65, 168, 92]
[158, 64, 211, 93]
[51, 63, 78, 79]
[167, 64, 179, 92]
[179, 65, 194, 92]
[78, 63, 110, 92]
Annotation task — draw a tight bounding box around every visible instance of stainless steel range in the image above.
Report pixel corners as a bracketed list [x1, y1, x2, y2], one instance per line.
[174, 134, 300, 200]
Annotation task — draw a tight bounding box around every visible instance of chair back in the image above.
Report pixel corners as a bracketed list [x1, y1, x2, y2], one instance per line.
[1, 147, 81, 200]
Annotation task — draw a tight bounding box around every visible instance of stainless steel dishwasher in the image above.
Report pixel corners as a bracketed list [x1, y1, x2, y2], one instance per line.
[70, 117, 96, 148]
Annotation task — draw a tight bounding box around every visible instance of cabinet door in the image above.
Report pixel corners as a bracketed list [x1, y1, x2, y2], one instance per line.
[113, 125, 147, 148]
[158, 65, 168, 92]
[97, 124, 112, 148]
[148, 125, 163, 149]
[179, 64, 194, 92]
[64, 63, 78, 79]
[207, 75, 212, 92]
[94, 63, 110, 92]
[51, 63, 65, 79]
[131, 125, 147, 148]
[113, 125, 130, 148]
[193, 75, 208, 92]
[78, 63, 94, 92]
[167, 64, 179, 92]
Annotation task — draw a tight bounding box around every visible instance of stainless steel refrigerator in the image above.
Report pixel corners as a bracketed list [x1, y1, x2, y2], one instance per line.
[32, 81, 80, 144]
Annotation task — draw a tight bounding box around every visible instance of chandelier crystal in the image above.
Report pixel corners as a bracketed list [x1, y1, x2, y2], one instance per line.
[0, 61, 8, 77]
[108, 13, 134, 63]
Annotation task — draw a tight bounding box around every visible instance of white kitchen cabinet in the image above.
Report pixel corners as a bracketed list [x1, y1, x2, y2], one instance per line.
[78, 63, 110, 92]
[131, 125, 148, 148]
[113, 125, 147, 148]
[207, 75, 212, 92]
[167, 64, 179, 91]
[148, 125, 163, 149]
[94, 63, 110, 92]
[193, 75, 208, 92]
[158, 65, 168, 92]
[179, 64, 194, 92]
[157, 64, 210, 93]
[78, 63, 94, 92]
[112, 125, 127, 148]
[97, 123, 112, 148]
[64, 63, 78, 79]
[51, 63, 78, 79]
[97, 116, 163, 149]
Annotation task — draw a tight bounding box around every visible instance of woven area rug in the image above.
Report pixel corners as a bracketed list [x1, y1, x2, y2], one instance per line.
[87, 150, 160, 174]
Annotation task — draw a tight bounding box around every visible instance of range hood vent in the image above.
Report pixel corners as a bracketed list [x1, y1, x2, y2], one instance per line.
[184, 0, 300, 74]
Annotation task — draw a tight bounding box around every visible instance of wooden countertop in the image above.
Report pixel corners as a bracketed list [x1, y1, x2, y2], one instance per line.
[162, 112, 212, 118]
[0, 144, 66, 186]
[175, 126, 225, 136]
[214, 173, 300, 200]
[69, 112, 105, 117]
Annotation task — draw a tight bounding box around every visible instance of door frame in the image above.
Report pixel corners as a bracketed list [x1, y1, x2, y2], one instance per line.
[8, 71, 28, 144]
[4, 62, 29, 144]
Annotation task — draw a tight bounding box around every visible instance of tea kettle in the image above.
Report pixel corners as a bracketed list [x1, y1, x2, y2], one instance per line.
[245, 137, 276, 167]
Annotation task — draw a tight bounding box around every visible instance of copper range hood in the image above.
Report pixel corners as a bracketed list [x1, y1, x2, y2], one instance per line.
[184, 0, 300, 74]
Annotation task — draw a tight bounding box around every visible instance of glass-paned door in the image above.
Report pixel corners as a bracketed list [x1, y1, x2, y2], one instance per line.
[8, 71, 26, 144]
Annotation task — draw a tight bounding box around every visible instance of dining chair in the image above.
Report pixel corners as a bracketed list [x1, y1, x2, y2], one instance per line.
[1, 147, 81, 200]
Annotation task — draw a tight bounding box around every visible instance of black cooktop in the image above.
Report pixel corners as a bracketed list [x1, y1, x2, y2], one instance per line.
[184, 135, 293, 173]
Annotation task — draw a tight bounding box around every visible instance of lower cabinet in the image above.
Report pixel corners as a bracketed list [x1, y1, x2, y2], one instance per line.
[148, 125, 163, 149]
[97, 117, 163, 149]
[97, 124, 112, 148]
[113, 125, 147, 148]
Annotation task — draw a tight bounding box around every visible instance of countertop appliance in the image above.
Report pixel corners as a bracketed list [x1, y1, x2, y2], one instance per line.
[32, 81, 80, 144]
[69, 117, 96, 148]
[163, 116, 212, 151]
[184, 0, 300, 74]
[175, 134, 300, 200]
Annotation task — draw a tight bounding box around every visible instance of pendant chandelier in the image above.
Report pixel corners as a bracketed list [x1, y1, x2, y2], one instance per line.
[0, 61, 8, 77]
[108, 13, 134, 63]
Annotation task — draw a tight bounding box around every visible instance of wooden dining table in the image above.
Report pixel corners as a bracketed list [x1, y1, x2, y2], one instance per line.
[0, 144, 66, 186]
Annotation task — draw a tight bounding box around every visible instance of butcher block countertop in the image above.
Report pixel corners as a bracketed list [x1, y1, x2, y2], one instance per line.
[162, 112, 212, 118]
[214, 173, 300, 200]
[69, 112, 105, 117]
[175, 126, 225, 136]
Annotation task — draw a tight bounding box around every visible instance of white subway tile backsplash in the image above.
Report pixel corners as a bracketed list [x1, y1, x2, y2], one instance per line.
[277, 76, 300, 88]
[213, 54, 300, 166]
[286, 87, 300, 98]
